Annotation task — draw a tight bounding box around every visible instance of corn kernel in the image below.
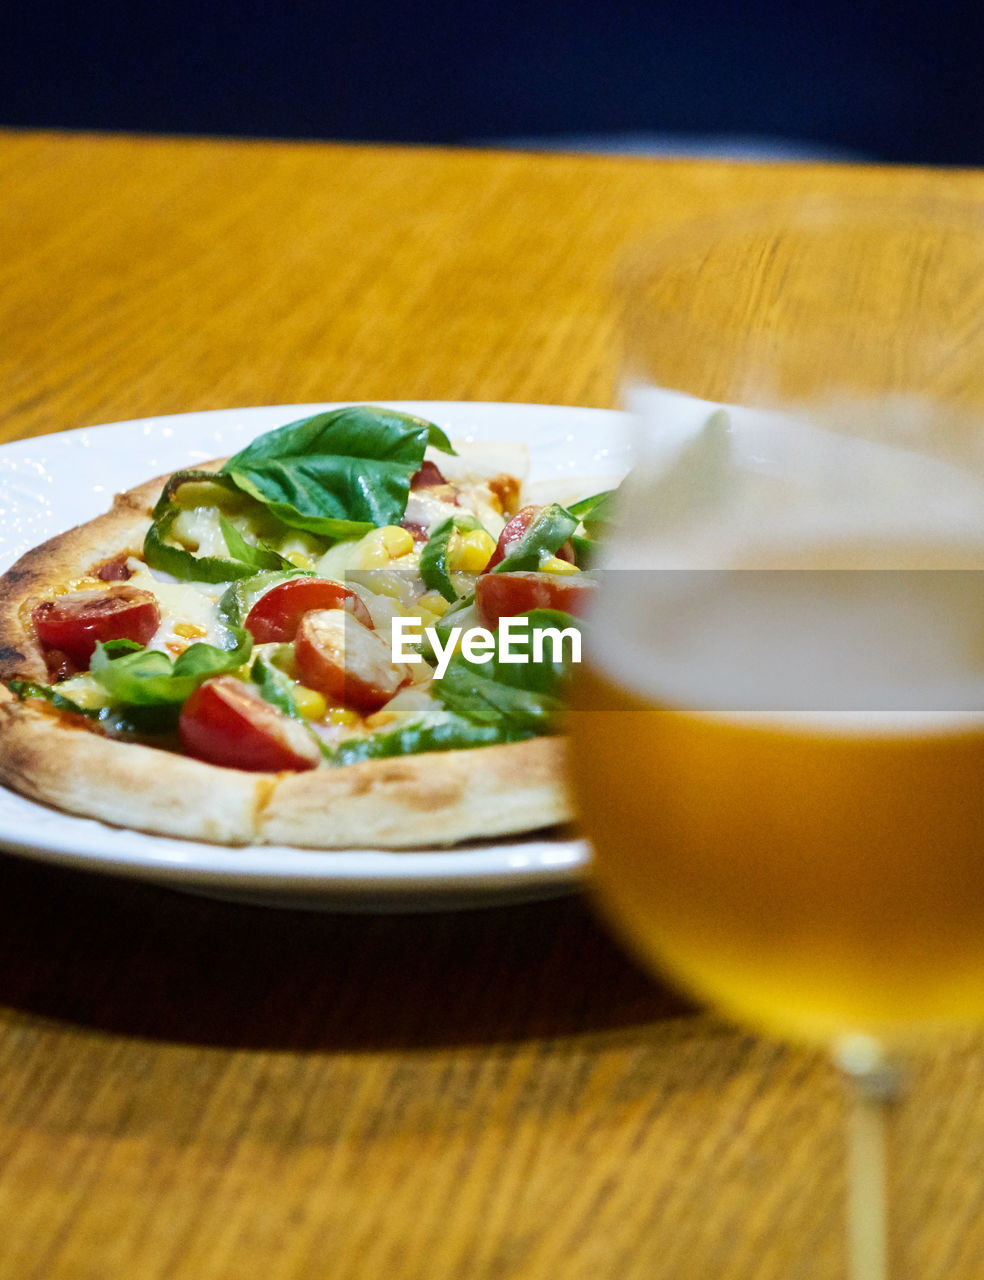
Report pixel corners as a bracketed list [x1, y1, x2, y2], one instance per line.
[380, 525, 415, 558]
[360, 546, 390, 569]
[362, 570, 414, 604]
[447, 528, 496, 572]
[291, 685, 328, 720]
[286, 551, 314, 569]
[417, 591, 450, 620]
[174, 621, 208, 639]
[540, 554, 580, 575]
[357, 524, 416, 567]
[325, 705, 360, 727]
[358, 529, 391, 568]
[365, 709, 398, 729]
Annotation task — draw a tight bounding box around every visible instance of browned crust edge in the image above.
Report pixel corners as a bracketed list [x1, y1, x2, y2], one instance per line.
[262, 736, 570, 848]
[0, 474, 168, 684]
[0, 470, 572, 849]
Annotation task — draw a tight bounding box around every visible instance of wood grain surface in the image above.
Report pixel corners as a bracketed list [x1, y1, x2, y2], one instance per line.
[3, 129, 984, 1279]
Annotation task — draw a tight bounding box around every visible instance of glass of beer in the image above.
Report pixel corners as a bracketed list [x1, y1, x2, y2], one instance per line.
[567, 196, 984, 1279]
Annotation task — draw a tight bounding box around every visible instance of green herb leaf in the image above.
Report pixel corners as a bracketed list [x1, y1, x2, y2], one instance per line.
[567, 487, 620, 567]
[492, 503, 578, 573]
[250, 656, 303, 722]
[568, 488, 615, 522]
[7, 678, 180, 737]
[220, 405, 456, 540]
[8, 679, 101, 719]
[430, 591, 478, 661]
[143, 470, 272, 583]
[432, 608, 580, 734]
[89, 628, 253, 708]
[249, 656, 330, 757]
[437, 668, 561, 733]
[216, 568, 314, 630]
[219, 516, 293, 572]
[570, 534, 595, 566]
[419, 513, 483, 603]
[99, 638, 146, 658]
[330, 712, 525, 765]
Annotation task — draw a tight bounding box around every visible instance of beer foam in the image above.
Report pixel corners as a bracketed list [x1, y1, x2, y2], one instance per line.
[590, 397, 984, 729]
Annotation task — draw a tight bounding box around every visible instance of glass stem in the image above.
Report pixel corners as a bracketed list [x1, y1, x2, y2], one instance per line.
[836, 1036, 906, 1280]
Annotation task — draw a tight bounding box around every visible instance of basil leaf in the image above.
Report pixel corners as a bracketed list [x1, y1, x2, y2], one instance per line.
[249, 656, 331, 758]
[220, 405, 456, 540]
[334, 609, 580, 759]
[219, 516, 293, 572]
[171, 630, 253, 680]
[330, 712, 525, 765]
[7, 679, 179, 736]
[492, 503, 578, 573]
[567, 488, 617, 529]
[99, 638, 146, 658]
[431, 591, 477, 660]
[570, 534, 595, 566]
[89, 627, 253, 707]
[432, 608, 580, 734]
[88, 647, 172, 705]
[568, 487, 620, 567]
[8, 679, 101, 719]
[217, 568, 314, 630]
[419, 513, 482, 603]
[250, 656, 303, 722]
[144, 470, 270, 583]
[438, 668, 561, 733]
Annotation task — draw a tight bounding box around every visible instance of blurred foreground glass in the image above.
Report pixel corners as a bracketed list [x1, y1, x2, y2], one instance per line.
[567, 197, 984, 1279]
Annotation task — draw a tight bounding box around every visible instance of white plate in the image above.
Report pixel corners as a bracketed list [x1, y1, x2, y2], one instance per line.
[0, 401, 632, 910]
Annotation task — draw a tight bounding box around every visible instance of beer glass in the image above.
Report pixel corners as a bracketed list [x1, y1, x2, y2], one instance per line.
[568, 197, 984, 1279]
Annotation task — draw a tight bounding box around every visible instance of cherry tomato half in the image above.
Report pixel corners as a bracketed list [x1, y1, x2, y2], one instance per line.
[410, 460, 449, 489]
[485, 505, 575, 570]
[178, 676, 320, 772]
[475, 571, 595, 629]
[400, 519, 430, 545]
[32, 586, 161, 668]
[295, 609, 411, 712]
[93, 554, 133, 582]
[244, 578, 373, 643]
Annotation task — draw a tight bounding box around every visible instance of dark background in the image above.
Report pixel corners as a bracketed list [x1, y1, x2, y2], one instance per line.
[4, 0, 984, 165]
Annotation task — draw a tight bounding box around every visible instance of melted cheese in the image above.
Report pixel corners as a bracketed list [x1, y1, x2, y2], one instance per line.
[54, 670, 114, 710]
[170, 506, 230, 557]
[126, 561, 231, 652]
[403, 490, 464, 536]
[171, 506, 325, 564]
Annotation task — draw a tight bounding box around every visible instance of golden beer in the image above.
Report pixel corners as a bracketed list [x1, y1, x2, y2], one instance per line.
[569, 581, 984, 1047]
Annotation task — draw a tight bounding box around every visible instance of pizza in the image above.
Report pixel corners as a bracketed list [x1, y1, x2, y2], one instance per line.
[0, 406, 613, 849]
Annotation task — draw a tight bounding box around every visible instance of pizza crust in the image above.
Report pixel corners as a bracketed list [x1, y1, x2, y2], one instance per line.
[0, 476, 167, 684]
[262, 736, 570, 848]
[0, 470, 573, 849]
[0, 686, 260, 843]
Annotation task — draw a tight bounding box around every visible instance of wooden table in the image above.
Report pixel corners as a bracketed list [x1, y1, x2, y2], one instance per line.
[3, 130, 984, 1279]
